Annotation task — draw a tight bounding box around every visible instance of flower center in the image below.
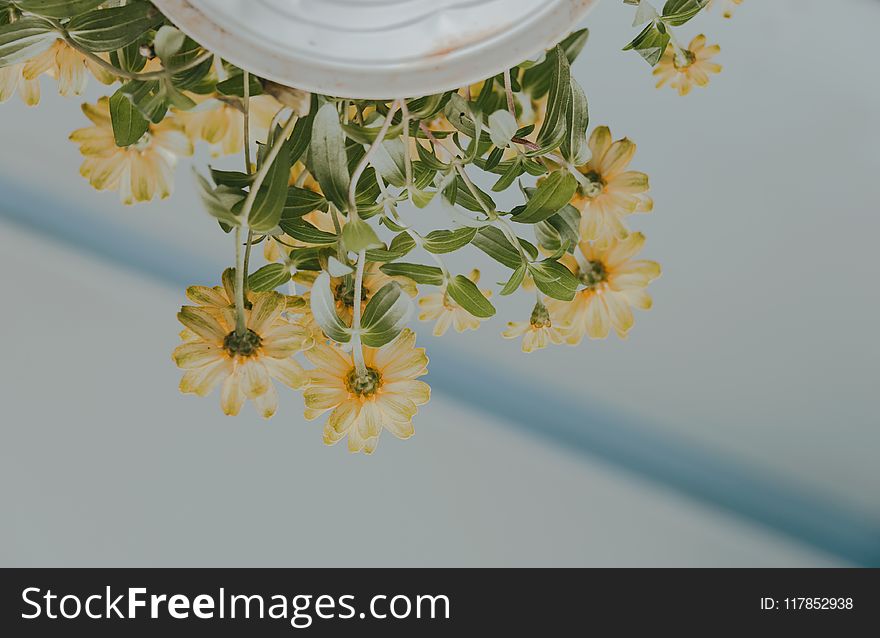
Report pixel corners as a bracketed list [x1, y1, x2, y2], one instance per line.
[579, 260, 608, 290]
[335, 281, 368, 308]
[673, 49, 696, 70]
[530, 303, 552, 329]
[580, 171, 605, 199]
[223, 329, 262, 358]
[345, 366, 383, 398]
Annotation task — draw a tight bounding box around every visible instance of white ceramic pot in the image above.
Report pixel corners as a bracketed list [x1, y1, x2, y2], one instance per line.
[151, 0, 599, 99]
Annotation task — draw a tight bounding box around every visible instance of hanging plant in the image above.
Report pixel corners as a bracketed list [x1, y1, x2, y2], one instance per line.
[0, 0, 733, 453]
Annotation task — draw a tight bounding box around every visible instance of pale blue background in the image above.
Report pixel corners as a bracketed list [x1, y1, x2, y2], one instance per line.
[0, 0, 878, 566]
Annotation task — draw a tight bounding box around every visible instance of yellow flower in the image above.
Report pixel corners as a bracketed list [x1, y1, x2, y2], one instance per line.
[502, 303, 568, 353]
[653, 35, 722, 96]
[303, 329, 430, 454]
[418, 269, 491, 336]
[0, 63, 40, 106]
[708, 0, 743, 19]
[175, 93, 282, 156]
[571, 126, 653, 246]
[70, 97, 194, 204]
[174, 291, 308, 419]
[545, 233, 660, 344]
[23, 39, 115, 96]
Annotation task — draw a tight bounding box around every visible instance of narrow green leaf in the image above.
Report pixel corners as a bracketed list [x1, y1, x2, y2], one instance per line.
[310, 103, 351, 211]
[15, 0, 104, 18]
[422, 227, 478, 254]
[623, 21, 671, 66]
[380, 263, 445, 287]
[447, 275, 496, 318]
[67, 2, 164, 52]
[248, 135, 292, 232]
[662, 0, 709, 27]
[310, 272, 351, 343]
[536, 46, 573, 151]
[500, 263, 527, 296]
[109, 90, 149, 147]
[366, 233, 416, 263]
[216, 73, 264, 98]
[193, 170, 240, 226]
[283, 187, 326, 220]
[0, 17, 54, 67]
[512, 171, 578, 224]
[360, 282, 413, 348]
[562, 79, 590, 165]
[279, 219, 338, 246]
[528, 259, 579, 301]
[248, 263, 290, 292]
[472, 226, 526, 269]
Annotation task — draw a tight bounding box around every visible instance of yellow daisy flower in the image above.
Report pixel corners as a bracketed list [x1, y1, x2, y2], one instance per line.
[303, 329, 430, 454]
[502, 302, 568, 353]
[418, 269, 491, 337]
[653, 35, 722, 96]
[23, 39, 115, 96]
[175, 93, 282, 157]
[0, 63, 41, 106]
[546, 233, 661, 344]
[70, 97, 194, 204]
[571, 126, 653, 246]
[174, 291, 308, 419]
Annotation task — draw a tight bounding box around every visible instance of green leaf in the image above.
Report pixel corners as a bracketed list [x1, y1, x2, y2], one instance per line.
[15, 0, 104, 18]
[366, 232, 416, 263]
[491, 157, 526, 193]
[0, 16, 54, 67]
[536, 46, 572, 152]
[108, 89, 149, 147]
[67, 2, 164, 52]
[500, 263, 527, 296]
[380, 263, 445, 287]
[248, 263, 291, 292]
[310, 272, 351, 343]
[536, 204, 581, 253]
[370, 137, 407, 188]
[522, 29, 589, 98]
[341, 218, 383, 253]
[662, 0, 709, 27]
[512, 171, 578, 224]
[422, 227, 478, 254]
[216, 72, 264, 98]
[279, 219, 338, 246]
[447, 175, 495, 213]
[528, 259, 579, 301]
[283, 187, 326, 220]
[310, 103, 351, 211]
[360, 282, 413, 348]
[472, 226, 526, 269]
[210, 169, 253, 189]
[623, 21, 670, 66]
[562, 79, 590, 165]
[248, 135, 292, 232]
[193, 170, 240, 226]
[447, 275, 495, 318]
[288, 110, 314, 166]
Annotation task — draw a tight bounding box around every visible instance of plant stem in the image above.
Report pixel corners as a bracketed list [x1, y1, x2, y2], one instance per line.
[59, 26, 213, 82]
[241, 71, 255, 303]
[348, 99, 402, 219]
[503, 68, 516, 116]
[234, 224, 247, 335]
[237, 112, 298, 224]
[351, 249, 368, 377]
